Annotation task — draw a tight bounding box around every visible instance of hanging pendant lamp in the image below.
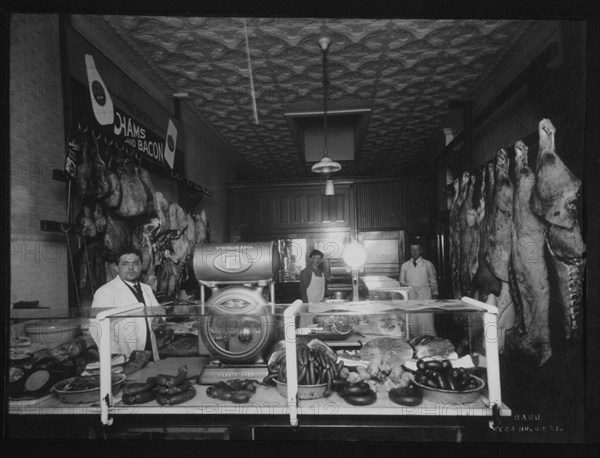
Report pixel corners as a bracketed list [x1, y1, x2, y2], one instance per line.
[312, 36, 341, 192]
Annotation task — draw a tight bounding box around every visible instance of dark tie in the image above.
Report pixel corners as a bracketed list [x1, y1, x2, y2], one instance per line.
[413, 260, 417, 267]
[133, 283, 146, 305]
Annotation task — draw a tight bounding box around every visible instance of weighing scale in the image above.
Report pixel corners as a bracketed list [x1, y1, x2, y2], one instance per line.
[192, 242, 280, 384]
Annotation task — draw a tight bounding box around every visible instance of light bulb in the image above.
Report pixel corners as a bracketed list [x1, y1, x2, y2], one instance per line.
[325, 180, 335, 196]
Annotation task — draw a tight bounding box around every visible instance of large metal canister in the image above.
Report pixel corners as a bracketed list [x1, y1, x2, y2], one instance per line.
[193, 242, 280, 283]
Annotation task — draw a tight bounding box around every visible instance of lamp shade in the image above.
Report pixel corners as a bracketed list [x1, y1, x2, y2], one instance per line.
[311, 156, 342, 175]
[325, 179, 335, 196]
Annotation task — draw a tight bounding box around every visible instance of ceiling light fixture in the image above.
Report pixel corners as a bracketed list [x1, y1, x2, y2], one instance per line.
[311, 36, 341, 194]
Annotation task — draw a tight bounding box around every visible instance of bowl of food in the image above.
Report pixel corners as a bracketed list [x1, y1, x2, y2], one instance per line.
[412, 375, 485, 405]
[273, 379, 327, 400]
[52, 373, 126, 404]
[25, 320, 80, 349]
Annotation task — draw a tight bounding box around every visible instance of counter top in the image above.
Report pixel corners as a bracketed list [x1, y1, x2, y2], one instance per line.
[10, 356, 510, 418]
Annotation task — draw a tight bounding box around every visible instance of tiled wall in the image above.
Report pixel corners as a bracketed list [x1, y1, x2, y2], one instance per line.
[10, 14, 69, 312]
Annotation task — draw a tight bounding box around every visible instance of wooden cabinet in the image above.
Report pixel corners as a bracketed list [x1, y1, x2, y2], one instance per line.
[229, 183, 353, 239]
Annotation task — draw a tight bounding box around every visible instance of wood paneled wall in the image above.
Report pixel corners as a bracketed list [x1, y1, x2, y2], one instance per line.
[229, 183, 352, 240]
[228, 176, 437, 245]
[355, 176, 436, 238]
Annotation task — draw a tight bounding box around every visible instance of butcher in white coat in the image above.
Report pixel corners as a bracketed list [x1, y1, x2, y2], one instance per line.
[399, 242, 439, 337]
[91, 248, 160, 361]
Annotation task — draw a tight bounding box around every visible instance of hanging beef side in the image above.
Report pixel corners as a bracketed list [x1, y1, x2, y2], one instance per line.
[471, 163, 501, 300]
[449, 174, 468, 299]
[485, 148, 513, 282]
[505, 141, 552, 365]
[528, 119, 585, 344]
[458, 173, 477, 297]
[530, 119, 581, 229]
[545, 222, 585, 344]
[469, 169, 487, 282]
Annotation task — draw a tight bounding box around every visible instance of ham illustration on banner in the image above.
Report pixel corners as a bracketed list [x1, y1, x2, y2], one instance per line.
[85, 54, 114, 126]
[164, 119, 177, 169]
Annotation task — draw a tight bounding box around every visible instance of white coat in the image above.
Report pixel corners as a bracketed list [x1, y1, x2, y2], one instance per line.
[91, 277, 160, 360]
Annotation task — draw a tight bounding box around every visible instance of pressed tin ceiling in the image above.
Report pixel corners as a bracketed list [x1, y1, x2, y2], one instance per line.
[88, 16, 534, 181]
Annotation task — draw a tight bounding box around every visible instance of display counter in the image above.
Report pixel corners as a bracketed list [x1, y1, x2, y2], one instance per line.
[8, 298, 510, 440]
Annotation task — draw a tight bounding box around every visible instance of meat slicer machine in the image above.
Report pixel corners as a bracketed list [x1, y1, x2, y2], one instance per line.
[192, 242, 280, 384]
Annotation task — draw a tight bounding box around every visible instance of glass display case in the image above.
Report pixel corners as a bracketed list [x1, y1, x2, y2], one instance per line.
[8, 296, 510, 435]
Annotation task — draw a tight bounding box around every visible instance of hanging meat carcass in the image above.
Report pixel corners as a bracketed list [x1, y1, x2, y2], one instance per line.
[485, 148, 514, 282]
[469, 168, 487, 281]
[449, 175, 467, 299]
[184, 213, 196, 248]
[91, 132, 112, 200]
[485, 149, 515, 348]
[73, 127, 95, 203]
[114, 147, 149, 217]
[169, 202, 187, 232]
[471, 162, 502, 300]
[92, 201, 107, 234]
[529, 119, 585, 344]
[102, 212, 131, 262]
[545, 222, 586, 342]
[77, 205, 97, 238]
[530, 119, 581, 229]
[194, 210, 208, 245]
[154, 191, 171, 232]
[101, 138, 122, 210]
[138, 167, 156, 216]
[75, 205, 106, 305]
[458, 173, 476, 297]
[506, 141, 552, 365]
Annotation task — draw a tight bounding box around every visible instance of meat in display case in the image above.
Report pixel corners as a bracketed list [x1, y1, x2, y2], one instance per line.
[9, 296, 510, 434]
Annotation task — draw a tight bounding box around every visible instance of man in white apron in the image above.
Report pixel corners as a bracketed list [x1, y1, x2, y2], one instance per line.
[399, 242, 439, 337]
[91, 248, 160, 361]
[299, 249, 326, 303]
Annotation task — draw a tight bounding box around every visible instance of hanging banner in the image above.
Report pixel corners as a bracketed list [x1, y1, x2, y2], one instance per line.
[66, 26, 182, 173]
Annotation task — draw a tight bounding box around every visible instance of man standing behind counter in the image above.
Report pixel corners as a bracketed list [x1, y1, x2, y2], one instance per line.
[399, 241, 439, 337]
[91, 248, 160, 361]
[299, 249, 326, 303]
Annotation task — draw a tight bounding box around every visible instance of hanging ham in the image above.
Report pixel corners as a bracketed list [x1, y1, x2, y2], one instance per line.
[102, 139, 122, 210]
[73, 128, 95, 203]
[138, 167, 156, 216]
[102, 212, 131, 262]
[184, 213, 196, 248]
[114, 148, 149, 217]
[505, 141, 552, 365]
[92, 202, 107, 234]
[154, 192, 171, 232]
[91, 132, 112, 200]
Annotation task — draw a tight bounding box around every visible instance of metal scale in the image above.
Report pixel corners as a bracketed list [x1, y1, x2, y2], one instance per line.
[192, 242, 280, 384]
